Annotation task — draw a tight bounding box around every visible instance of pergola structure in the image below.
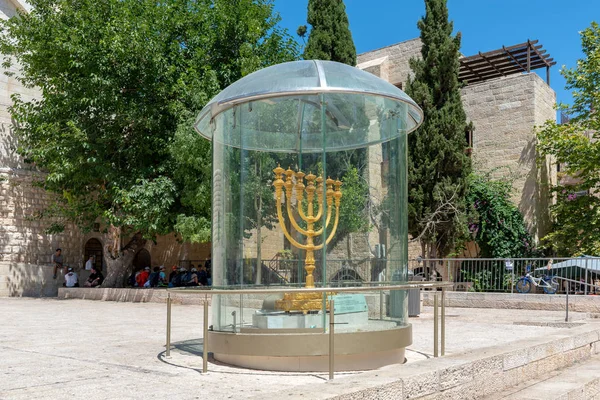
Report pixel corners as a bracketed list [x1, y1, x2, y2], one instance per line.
[459, 40, 556, 85]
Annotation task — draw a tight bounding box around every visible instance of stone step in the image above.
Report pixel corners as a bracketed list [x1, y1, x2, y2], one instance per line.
[484, 354, 600, 399]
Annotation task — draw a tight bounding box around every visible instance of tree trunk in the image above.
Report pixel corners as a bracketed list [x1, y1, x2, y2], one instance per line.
[346, 234, 352, 262]
[102, 226, 147, 287]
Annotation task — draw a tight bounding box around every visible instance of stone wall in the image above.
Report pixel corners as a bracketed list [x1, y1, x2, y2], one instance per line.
[462, 73, 556, 241]
[0, 0, 80, 296]
[357, 38, 422, 86]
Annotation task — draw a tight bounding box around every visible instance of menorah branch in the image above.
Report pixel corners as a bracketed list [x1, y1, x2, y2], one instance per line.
[272, 166, 343, 295]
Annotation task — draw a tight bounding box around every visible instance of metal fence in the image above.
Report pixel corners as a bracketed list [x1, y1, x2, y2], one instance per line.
[179, 256, 600, 294]
[411, 257, 600, 294]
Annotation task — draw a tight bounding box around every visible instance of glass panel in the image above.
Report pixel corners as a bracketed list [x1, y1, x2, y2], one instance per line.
[321, 61, 416, 106]
[208, 93, 413, 152]
[210, 60, 319, 106]
[209, 87, 411, 332]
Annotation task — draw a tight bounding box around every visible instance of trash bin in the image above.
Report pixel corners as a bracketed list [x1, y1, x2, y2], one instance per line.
[407, 270, 421, 317]
[387, 269, 421, 318]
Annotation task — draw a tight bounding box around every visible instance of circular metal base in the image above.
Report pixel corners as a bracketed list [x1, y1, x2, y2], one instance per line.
[208, 324, 412, 372]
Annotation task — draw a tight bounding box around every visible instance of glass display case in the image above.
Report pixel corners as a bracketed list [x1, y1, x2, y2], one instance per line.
[195, 60, 422, 371]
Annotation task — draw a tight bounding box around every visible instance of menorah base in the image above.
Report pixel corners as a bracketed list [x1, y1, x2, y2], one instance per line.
[274, 292, 333, 313]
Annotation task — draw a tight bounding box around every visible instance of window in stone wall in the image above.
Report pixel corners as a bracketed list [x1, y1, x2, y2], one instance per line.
[465, 122, 474, 155]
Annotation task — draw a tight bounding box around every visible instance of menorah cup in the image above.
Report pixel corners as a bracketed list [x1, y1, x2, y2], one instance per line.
[272, 165, 342, 312]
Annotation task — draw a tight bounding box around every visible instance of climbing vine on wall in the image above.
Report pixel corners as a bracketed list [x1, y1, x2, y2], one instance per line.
[467, 173, 538, 258]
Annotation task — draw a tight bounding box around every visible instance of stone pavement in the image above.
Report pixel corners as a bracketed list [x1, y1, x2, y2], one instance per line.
[0, 298, 591, 400]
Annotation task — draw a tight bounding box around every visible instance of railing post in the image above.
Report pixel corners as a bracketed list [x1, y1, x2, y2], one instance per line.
[379, 290, 383, 320]
[585, 260, 589, 295]
[433, 293, 439, 358]
[329, 299, 335, 380]
[203, 298, 209, 373]
[231, 310, 237, 333]
[166, 293, 172, 358]
[565, 286, 569, 323]
[441, 288, 445, 356]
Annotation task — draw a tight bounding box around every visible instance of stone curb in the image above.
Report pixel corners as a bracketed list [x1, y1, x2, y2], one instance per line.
[249, 322, 600, 400]
[59, 287, 212, 305]
[422, 291, 600, 313]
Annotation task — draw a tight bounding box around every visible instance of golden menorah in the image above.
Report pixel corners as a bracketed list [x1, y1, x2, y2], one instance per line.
[272, 165, 342, 312]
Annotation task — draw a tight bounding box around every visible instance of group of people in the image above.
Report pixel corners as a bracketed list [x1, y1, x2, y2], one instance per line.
[57, 249, 104, 288]
[56, 246, 211, 289]
[62, 266, 104, 288]
[127, 262, 211, 288]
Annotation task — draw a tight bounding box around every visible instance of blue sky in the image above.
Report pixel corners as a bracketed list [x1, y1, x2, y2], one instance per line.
[274, 0, 598, 109]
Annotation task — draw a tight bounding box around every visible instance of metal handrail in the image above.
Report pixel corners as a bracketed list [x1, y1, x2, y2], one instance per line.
[551, 276, 600, 322]
[410, 257, 600, 261]
[167, 281, 453, 295]
[553, 276, 600, 291]
[165, 281, 451, 378]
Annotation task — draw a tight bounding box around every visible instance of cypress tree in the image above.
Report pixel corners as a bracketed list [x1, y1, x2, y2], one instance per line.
[405, 0, 472, 258]
[300, 0, 356, 65]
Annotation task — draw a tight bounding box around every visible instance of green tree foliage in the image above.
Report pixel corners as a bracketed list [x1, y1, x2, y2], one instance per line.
[300, 0, 356, 65]
[405, 0, 472, 258]
[467, 173, 536, 258]
[0, 0, 298, 285]
[537, 22, 600, 256]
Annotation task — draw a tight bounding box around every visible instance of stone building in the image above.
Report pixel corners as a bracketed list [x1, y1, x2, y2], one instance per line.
[357, 38, 557, 258]
[0, 0, 210, 297]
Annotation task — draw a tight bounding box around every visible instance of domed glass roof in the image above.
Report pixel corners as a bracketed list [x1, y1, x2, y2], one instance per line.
[194, 60, 423, 152]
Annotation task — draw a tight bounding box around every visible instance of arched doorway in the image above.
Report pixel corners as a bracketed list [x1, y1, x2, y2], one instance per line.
[133, 249, 151, 272]
[84, 238, 104, 271]
[330, 268, 363, 287]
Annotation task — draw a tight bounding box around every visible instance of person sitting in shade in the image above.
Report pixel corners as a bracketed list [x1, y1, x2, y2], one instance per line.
[168, 266, 178, 284]
[158, 266, 168, 287]
[84, 267, 104, 287]
[145, 267, 161, 287]
[136, 266, 150, 288]
[198, 265, 209, 286]
[63, 267, 79, 287]
[170, 267, 187, 288]
[186, 267, 199, 286]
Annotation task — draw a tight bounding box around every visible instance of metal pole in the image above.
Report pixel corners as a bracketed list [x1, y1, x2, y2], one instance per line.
[585, 260, 589, 295]
[166, 293, 172, 358]
[527, 40, 531, 73]
[565, 286, 569, 323]
[511, 260, 514, 294]
[240, 293, 244, 323]
[441, 289, 445, 356]
[329, 300, 335, 380]
[433, 293, 439, 358]
[379, 290, 383, 320]
[203, 299, 209, 373]
[231, 310, 237, 333]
